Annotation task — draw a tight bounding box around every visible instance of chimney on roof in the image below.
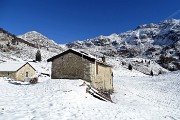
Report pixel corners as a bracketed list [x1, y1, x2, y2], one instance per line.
[102, 56, 106, 63]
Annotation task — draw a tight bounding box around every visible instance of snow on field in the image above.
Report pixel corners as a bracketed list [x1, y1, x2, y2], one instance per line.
[0, 65, 180, 120]
[112, 68, 180, 120]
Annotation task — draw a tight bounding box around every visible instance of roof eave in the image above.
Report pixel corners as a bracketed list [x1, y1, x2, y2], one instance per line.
[47, 49, 96, 62]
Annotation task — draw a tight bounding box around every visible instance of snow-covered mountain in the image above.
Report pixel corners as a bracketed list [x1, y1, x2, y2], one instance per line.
[0, 19, 179, 71]
[1, 20, 180, 120]
[67, 19, 179, 55]
[0, 29, 63, 62]
[18, 31, 62, 49]
[66, 19, 180, 70]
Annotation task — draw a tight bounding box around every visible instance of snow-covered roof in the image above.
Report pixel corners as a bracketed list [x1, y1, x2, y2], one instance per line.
[47, 49, 112, 67]
[0, 62, 35, 72]
[47, 49, 96, 62]
[70, 48, 96, 59]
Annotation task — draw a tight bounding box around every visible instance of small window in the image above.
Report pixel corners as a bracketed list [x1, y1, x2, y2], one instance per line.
[61, 56, 64, 62]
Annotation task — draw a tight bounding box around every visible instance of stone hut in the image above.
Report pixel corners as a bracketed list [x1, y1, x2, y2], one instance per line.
[0, 62, 36, 81]
[47, 49, 113, 93]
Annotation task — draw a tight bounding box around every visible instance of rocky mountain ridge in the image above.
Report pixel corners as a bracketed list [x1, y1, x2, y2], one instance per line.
[0, 28, 62, 61]
[18, 31, 60, 49]
[66, 19, 180, 70]
[0, 19, 179, 71]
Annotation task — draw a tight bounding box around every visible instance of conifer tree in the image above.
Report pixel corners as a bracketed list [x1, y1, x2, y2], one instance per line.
[128, 64, 132, 70]
[36, 50, 41, 62]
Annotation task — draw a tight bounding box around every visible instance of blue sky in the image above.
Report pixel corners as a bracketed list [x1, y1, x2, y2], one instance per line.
[0, 0, 180, 44]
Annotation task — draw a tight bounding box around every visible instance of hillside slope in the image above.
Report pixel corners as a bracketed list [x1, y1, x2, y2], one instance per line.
[66, 19, 180, 70]
[0, 29, 63, 62]
[1, 19, 179, 71]
[0, 65, 179, 120]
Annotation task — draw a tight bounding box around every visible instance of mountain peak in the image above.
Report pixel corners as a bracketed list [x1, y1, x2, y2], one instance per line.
[18, 31, 58, 47]
[27, 31, 40, 34]
[161, 18, 180, 24]
[19, 31, 48, 39]
[26, 31, 45, 35]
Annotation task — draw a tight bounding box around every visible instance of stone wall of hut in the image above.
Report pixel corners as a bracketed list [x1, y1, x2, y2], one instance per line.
[50, 52, 113, 93]
[16, 63, 36, 81]
[51, 52, 92, 82]
[91, 63, 113, 92]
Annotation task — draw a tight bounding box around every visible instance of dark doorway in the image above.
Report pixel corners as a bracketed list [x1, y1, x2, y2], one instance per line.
[26, 72, 28, 77]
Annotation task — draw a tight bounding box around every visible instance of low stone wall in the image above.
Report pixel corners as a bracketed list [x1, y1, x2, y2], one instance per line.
[0, 72, 16, 80]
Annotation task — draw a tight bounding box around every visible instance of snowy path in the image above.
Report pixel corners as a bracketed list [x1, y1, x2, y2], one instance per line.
[0, 69, 180, 120]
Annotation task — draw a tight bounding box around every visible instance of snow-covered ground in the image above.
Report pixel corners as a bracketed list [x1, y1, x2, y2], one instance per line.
[0, 63, 180, 120]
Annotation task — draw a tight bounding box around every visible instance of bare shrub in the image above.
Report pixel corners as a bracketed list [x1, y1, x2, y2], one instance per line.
[29, 77, 38, 84]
